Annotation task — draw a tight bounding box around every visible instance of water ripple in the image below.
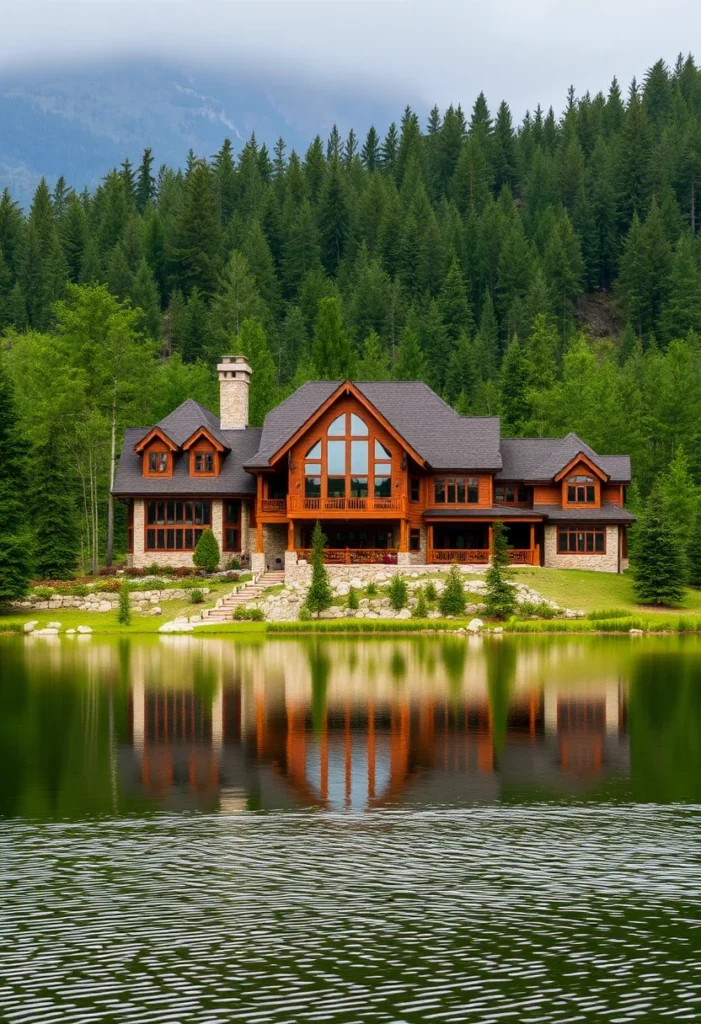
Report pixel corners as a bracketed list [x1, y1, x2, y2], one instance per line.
[2, 806, 701, 1023]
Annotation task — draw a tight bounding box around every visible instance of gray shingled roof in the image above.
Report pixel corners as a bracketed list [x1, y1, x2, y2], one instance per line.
[156, 399, 228, 448]
[533, 503, 636, 523]
[424, 506, 543, 519]
[498, 434, 631, 483]
[245, 381, 502, 471]
[113, 425, 261, 496]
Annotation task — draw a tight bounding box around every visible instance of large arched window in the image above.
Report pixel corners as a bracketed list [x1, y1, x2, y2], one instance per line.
[303, 412, 394, 502]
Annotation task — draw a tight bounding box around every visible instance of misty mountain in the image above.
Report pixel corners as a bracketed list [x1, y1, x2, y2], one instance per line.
[0, 60, 408, 208]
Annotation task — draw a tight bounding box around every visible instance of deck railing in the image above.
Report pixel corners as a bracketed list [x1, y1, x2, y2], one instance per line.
[296, 548, 399, 564]
[260, 498, 286, 512]
[287, 496, 404, 513]
[428, 548, 537, 565]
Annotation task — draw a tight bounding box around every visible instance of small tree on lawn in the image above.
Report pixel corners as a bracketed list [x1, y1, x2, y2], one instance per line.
[632, 497, 685, 606]
[388, 573, 408, 609]
[440, 564, 466, 616]
[347, 585, 359, 610]
[485, 521, 517, 620]
[306, 521, 332, 615]
[412, 587, 428, 618]
[118, 580, 131, 625]
[193, 527, 220, 573]
[687, 501, 701, 590]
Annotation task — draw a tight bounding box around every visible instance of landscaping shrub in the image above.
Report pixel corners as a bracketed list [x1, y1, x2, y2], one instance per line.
[298, 605, 312, 621]
[440, 565, 465, 616]
[98, 566, 118, 577]
[190, 589, 204, 604]
[233, 606, 265, 621]
[366, 582, 378, 596]
[518, 600, 557, 619]
[226, 557, 242, 571]
[306, 521, 332, 614]
[412, 588, 428, 618]
[347, 586, 359, 610]
[485, 521, 517, 620]
[32, 586, 55, 600]
[125, 567, 145, 578]
[388, 574, 408, 609]
[70, 583, 90, 597]
[424, 580, 437, 602]
[193, 528, 221, 573]
[95, 579, 122, 593]
[117, 581, 131, 625]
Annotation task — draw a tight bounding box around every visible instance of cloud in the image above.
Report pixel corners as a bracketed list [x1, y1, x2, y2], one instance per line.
[2, 0, 697, 117]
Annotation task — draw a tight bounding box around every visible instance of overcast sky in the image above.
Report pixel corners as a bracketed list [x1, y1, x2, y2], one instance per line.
[2, 0, 698, 116]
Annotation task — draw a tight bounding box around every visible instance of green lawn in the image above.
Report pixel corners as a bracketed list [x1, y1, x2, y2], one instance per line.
[513, 566, 701, 615]
[0, 598, 213, 634]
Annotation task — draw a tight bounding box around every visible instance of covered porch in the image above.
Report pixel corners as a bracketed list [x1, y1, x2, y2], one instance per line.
[427, 520, 542, 566]
[295, 520, 401, 564]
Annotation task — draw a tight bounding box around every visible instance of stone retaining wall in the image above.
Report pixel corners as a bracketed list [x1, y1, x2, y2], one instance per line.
[13, 588, 211, 613]
[284, 561, 489, 586]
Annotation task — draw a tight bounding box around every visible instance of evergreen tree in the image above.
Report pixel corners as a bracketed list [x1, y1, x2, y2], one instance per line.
[438, 258, 474, 340]
[686, 501, 701, 589]
[136, 147, 156, 212]
[439, 564, 466, 616]
[239, 318, 278, 426]
[361, 126, 381, 171]
[29, 433, 79, 579]
[0, 358, 30, 600]
[118, 580, 132, 625]
[318, 159, 349, 273]
[659, 445, 698, 578]
[357, 331, 391, 379]
[500, 336, 530, 434]
[193, 527, 221, 572]
[388, 573, 408, 609]
[169, 160, 223, 296]
[485, 520, 517, 619]
[658, 234, 701, 342]
[394, 325, 427, 380]
[311, 297, 354, 378]
[632, 495, 685, 605]
[305, 521, 332, 614]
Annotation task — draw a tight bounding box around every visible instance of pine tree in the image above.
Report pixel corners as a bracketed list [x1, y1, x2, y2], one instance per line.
[632, 495, 685, 605]
[118, 580, 132, 625]
[357, 331, 390, 379]
[361, 126, 381, 171]
[687, 501, 701, 589]
[394, 325, 427, 380]
[29, 433, 78, 579]
[438, 258, 474, 340]
[659, 445, 698, 578]
[439, 564, 466, 616]
[193, 527, 221, 573]
[311, 297, 354, 378]
[0, 358, 30, 600]
[500, 336, 530, 434]
[444, 332, 477, 407]
[318, 159, 349, 274]
[485, 521, 517, 619]
[239, 318, 278, 426]
[388, 573, 408, 609]
[305, 521, 332, 615]
[380, 123, 399, 175]
[169, 160, 223, 296]
[283, 199, 321, 295]
[658, 234, 701, 342]
[136, 147, 156, 212]
[412, 587, 428, 618]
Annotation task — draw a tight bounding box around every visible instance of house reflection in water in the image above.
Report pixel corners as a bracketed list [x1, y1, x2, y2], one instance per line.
[121, 637, 629, 812]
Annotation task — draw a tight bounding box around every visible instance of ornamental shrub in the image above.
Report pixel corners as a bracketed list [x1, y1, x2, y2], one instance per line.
[118, 581, 131, 625]
[412, 587, 428, 618]
[347, 585, 359, 610]
[388, 574, 408, 609]
[424, 580, 437, 602]
[193, 528, 221, 573]
[232, 606, 265, 621]
[190, 589, 204, 604]
[306, 521, 332, 614]
[439, 565, 465, 616]
[366, 581, 378, 596]
[485, 521, 517, 619]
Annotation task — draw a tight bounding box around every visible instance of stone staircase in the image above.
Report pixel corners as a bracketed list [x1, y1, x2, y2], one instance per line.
[201, 570, 285, 623]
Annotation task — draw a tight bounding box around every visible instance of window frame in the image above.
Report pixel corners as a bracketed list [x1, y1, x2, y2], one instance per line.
[556, 526, 606, 555]
[144, 447, 172, 477]
[223, 500, 241, 552]
[145, 499, 212, 551]
[190, 444, 218, 477]
[433, 476, 480, 505]
[300, 411, 395, 503]
[563, 474, 599, 507]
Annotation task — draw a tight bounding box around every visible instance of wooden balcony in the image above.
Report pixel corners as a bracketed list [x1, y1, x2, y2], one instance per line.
[428, 548, 539, 566]
[261, 499, 286, 513]
[296, 548, 399, 564]
[287, 495, 405, 516]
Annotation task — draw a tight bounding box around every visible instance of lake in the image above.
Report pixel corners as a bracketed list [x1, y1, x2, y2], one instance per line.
[1, 634, 700, 1022]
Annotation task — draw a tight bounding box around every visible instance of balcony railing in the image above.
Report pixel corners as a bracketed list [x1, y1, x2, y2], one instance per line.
[428, 548, 538, 565]
[296, 548, 398, 564]
[287, 496, 404, 513]
[260, 498, 286, 512]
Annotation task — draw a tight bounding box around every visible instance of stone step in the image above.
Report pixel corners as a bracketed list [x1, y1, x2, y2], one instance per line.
[201, 570, 286, 622]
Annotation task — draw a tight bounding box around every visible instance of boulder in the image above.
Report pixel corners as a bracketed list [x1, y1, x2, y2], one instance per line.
[65, 629, 76, 635]
[467, 618, 484, 633]
[491, 626, 504, 634]
[23, 620, 38, 633]
[629, 628, 644, 635]
[77, 625, 93, 634]
[151, 606, 162, 616]
[47, 621, 61, 629]
[34, 628, 59, 636]
[98, 601, 112, 612]
[395, 608, 411, 620]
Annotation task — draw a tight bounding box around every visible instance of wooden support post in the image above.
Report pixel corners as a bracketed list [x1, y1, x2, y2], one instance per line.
[399, 519, 408, 552]
[427, 524, 434, 563]
[287, 520, 295, 551]
[256, 521, 263, 554]
[488, 525, 493, 555]
[529, 523, 535, 563]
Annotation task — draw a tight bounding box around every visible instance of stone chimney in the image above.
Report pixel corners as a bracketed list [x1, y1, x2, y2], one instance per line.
[218, 354, 252, 430]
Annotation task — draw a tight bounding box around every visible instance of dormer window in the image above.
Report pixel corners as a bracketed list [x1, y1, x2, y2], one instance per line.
[148, 451, 169, 474]
[566, 475, 596, 504]
[195, 451, 214, 474]
[182, 427, 226, 477]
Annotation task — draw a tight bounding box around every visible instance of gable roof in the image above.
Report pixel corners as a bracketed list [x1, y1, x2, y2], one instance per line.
[498, 434, 631, 483]
[114, 425, 262, 496]
[156, 399, 228, 449]
[245, 381, 503, 471]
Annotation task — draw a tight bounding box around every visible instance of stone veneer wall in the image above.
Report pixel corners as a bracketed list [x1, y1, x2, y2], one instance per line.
[262, 523, 288, 570]
[543, 524, 621, 573]
[284, 561, 488, 586]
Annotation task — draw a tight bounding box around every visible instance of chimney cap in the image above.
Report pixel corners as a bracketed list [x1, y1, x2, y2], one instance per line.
[220, 354, 249, 363]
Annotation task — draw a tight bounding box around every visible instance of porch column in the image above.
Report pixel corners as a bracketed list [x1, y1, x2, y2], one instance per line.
[256, 473, 263, 507]
[287, 520, 295, 551]
[427, 524, 434, 562]
[529, 523, 535, 562]
[256, 521, 264, 553]
[488, 525, 493, 555]
[399, 519, 408, 552]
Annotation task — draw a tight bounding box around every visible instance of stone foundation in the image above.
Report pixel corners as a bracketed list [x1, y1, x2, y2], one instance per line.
[543, 524, 621, 573]
[284, 561, 490, 586]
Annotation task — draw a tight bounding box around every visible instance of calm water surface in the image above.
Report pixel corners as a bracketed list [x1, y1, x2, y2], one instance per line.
[1, 634, 700, 1022]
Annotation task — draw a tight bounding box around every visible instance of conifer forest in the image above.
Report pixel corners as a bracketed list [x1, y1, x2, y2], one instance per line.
[2, 55, 701, 583]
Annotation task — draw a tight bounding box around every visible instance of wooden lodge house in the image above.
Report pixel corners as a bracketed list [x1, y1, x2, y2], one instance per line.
[113, 354, 634, 575]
